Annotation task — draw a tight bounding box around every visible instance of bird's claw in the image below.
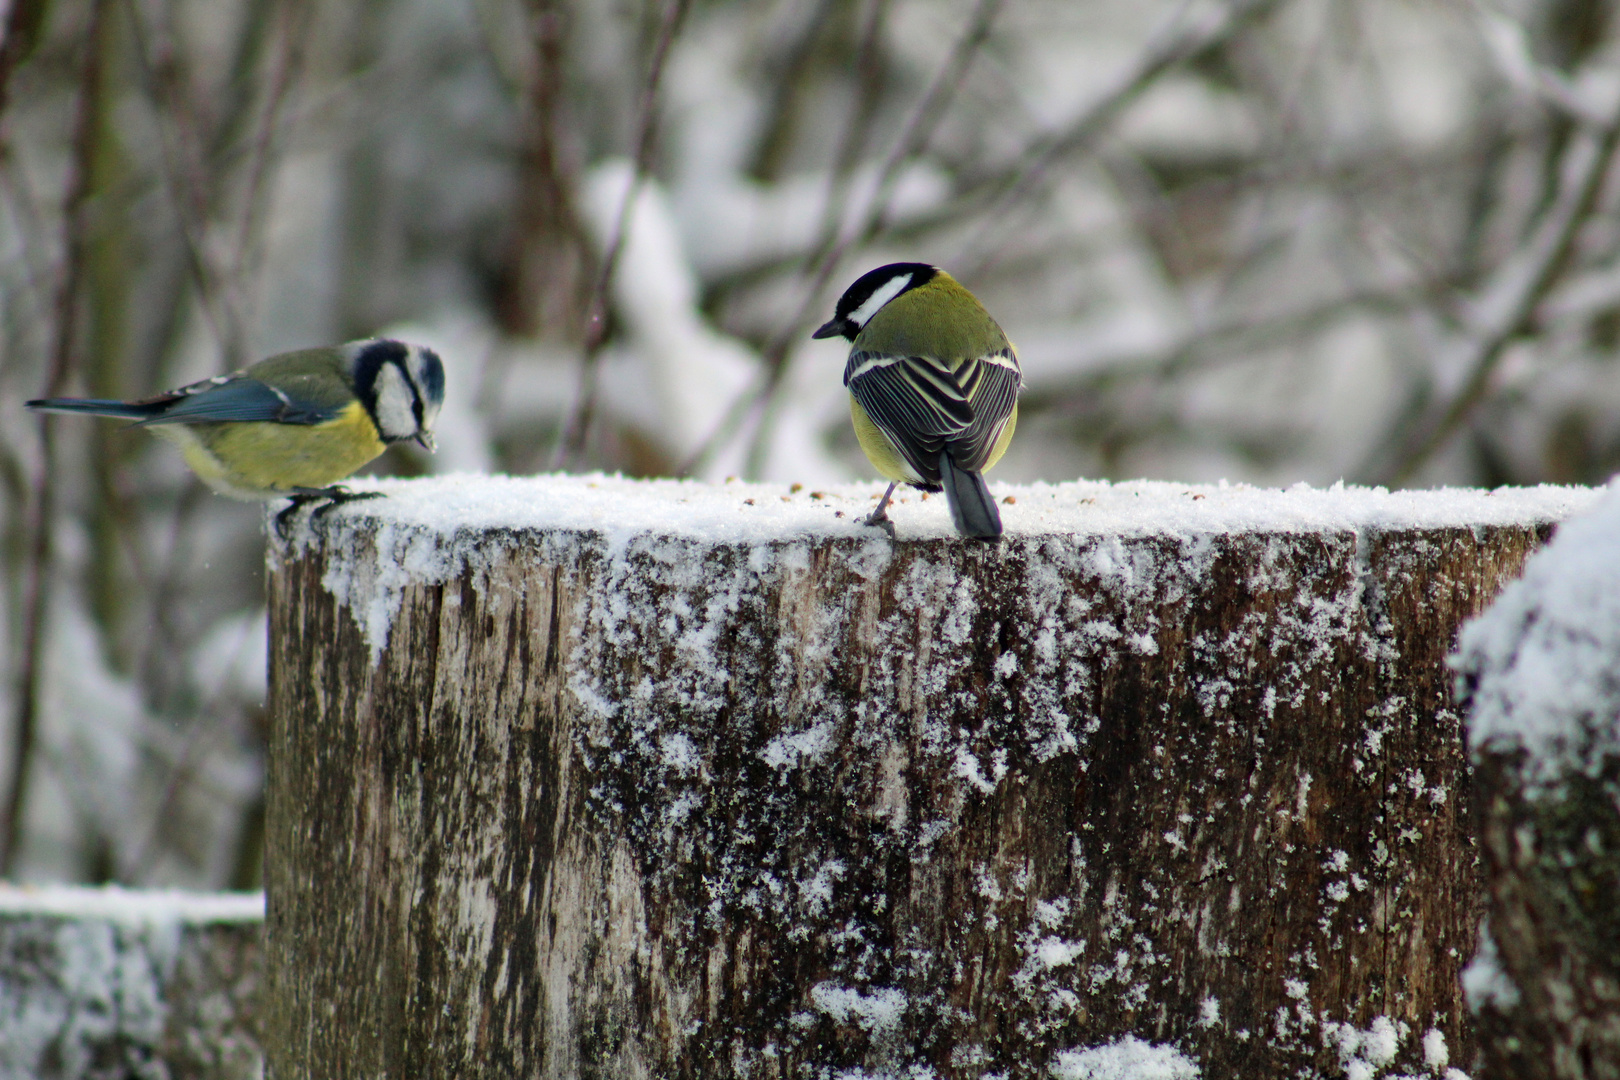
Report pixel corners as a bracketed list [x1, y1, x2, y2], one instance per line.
[861, 511, 897, 539]
[273, 486, 384, 538]
[310, 488, 383, 520]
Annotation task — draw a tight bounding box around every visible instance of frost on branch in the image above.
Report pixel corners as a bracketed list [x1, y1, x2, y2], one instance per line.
[266, 475, 1592, 1078]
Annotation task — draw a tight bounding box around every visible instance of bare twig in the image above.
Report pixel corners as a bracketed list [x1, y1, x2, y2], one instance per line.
[956, 0, 1287, 278]
[0, 0, 49, 127]
[120, 0, 242, 367]
[2, 0, 109, 874]
[684, 0, 1005, 478]
[676, 0, 893, 478]
[493, 0, 594, 338]
[692, 0, 1285, 329]
[226, 0, 313, 365]
[1363, 101, 1620, 485]
[1017, 279, 1460, 415]
[552, 0, 692, 470]
[1470, 4, 1614, 128]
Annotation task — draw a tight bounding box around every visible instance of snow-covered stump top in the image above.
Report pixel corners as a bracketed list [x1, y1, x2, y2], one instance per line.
[264, 474, 1596, 1080]
[1453, 481, 1620, 1080]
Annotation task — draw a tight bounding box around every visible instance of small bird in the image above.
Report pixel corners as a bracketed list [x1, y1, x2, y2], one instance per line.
[813, 262, 1021, 540]
[27, 338, 444, 522]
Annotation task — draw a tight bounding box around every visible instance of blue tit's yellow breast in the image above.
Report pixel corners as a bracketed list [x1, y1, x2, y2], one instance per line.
[175, 401, 388, 497]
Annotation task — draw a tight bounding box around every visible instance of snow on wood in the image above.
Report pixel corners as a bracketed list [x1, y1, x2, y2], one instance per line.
[1453, 481, 1620, 1078]
[0, 885, 263, 1080]
[266, 474, 1596, 1078]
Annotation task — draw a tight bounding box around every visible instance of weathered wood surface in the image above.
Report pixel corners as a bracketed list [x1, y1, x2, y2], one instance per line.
[1455, 488, 1620, 1080]
[264, 477, 1590, 1079]
[0, 887, 263, 1080]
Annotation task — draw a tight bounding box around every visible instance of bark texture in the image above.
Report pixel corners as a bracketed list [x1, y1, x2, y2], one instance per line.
[1470, 752, 1620, 1079]
[266, 512, 1556, 1078]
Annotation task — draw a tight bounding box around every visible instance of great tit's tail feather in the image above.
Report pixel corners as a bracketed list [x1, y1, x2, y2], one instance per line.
[26, 397, 159, 420]
[939, 452, 1002, 541]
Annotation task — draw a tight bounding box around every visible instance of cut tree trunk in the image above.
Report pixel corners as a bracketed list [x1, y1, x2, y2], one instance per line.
[264, 476, 1595, 1079]
[1455, 486, 1620, 1080]
[0, 886, 263, 1080]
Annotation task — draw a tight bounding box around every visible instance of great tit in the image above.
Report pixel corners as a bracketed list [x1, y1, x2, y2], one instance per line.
[813, 263, 1021, 540]
[27, 338, 444, 518]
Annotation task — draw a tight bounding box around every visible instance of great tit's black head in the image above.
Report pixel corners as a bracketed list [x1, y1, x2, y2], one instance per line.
[812, 262, 938, 342]
[351, 339, 445, 451]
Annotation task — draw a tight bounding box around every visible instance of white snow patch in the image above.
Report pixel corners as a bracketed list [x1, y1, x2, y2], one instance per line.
[1422, 1028, 1449, 1071]
[1454, 479, 1620, 789]
[809, 982, 907, 1034]
[1050, 1036, 1200, 1079]
[761, 721, 834, 769]
[658, 732, 701, 776]
[1462, 922, 1521, 1011]
[953, 746, 998, 794]
[1034, 936, 1087, 970]
[1324, 1015, 1407, 1079]
[0, 884, 264, 924]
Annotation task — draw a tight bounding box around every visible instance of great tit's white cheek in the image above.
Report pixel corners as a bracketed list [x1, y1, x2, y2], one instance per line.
[372, 364, 419, 441]
[847, 273, 913, 329]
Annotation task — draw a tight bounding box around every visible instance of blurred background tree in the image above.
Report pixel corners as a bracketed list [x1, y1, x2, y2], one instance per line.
[0, 0, 1617, 887]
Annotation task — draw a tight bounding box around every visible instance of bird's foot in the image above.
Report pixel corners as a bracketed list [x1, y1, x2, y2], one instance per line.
[309, 487, 384, 520]
[274, 486, 383, 538]
[860, 509, 897, 539]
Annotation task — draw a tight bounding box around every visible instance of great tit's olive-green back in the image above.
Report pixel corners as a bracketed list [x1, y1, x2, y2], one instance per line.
[852, 271, 1011, 361]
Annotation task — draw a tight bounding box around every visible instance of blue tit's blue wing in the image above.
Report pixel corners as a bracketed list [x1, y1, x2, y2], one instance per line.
[134, 377, 339, 427]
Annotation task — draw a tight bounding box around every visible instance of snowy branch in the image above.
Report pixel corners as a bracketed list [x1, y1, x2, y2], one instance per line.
[1363, 91, 1620, 485]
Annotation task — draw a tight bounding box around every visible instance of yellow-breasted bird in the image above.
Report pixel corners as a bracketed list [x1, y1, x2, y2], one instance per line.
[27, 338, 443, 519]
[814, 263, 1021, 540]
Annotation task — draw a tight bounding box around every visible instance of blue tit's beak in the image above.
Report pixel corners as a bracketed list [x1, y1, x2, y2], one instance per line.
[811, 318, 845, 340]
[415, 431, 437, 453]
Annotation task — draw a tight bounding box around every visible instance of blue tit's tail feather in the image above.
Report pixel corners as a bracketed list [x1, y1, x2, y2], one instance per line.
[939, 452, 1002, 541]
[26, 397, 164, 420]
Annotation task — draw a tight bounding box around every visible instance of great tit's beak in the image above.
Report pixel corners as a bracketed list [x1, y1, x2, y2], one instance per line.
[811, 318, 845, 340]
[415, 431, 437, 453]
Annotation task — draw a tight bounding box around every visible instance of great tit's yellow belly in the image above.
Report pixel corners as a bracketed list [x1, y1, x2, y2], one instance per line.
[850, 395, 919, 484]
[849, 394, 1018, 484]
[151, 402, 387, 500]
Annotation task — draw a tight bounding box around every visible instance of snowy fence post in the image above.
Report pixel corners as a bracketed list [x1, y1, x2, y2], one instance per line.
[263, 475, 1596, 1079]
[1454, 484, 1620, 1080]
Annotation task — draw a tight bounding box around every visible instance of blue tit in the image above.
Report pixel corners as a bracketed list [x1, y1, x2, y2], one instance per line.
[27, 338, 444, 519]
[813, 262, 1021, 541]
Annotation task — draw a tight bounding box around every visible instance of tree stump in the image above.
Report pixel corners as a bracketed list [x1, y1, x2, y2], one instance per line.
[1455, 483, 1620, 1080]
[265, 476, 1596, 1079]
[0, 885, 263, 1080]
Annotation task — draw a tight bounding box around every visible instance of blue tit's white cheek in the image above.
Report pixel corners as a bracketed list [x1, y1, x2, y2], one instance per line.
[848, 273, 914, 329]
[371, 363, 419, 441]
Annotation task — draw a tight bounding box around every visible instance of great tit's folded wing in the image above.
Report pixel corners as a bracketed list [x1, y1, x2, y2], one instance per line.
[947, 351, 1021, 471]
[134, 377, 339, 426]
[846, 351, 975, 482]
